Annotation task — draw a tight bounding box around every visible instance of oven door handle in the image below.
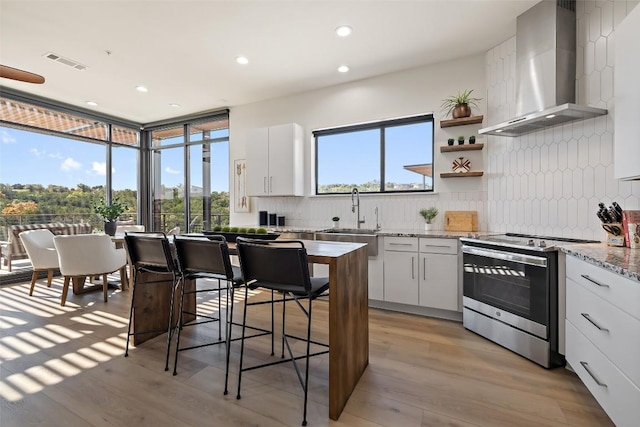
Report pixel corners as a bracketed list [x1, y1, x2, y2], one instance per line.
[461, 245, 547, 267]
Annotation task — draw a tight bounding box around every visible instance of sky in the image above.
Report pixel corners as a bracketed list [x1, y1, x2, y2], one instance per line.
[0, 126, 230, 192]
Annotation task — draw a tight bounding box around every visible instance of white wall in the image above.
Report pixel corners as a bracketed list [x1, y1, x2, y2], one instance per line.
[230, 54, 489, 230]
[229, 0, 640, 238]
[485, 0, 640, 240]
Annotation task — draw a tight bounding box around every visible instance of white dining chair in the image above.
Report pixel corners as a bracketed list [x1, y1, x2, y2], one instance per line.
[19, 229, 60, 297]
[53, 234, 127, 306]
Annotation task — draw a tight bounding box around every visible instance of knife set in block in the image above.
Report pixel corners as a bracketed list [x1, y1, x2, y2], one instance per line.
[601, 222, 625, 247]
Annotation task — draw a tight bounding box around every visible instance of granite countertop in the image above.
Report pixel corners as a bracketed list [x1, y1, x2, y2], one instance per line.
[264, 226, 496, 239]
[560, 243, 640, 283]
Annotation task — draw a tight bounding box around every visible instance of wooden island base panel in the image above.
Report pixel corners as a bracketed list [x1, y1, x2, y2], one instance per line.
[128, 271, 195, 346]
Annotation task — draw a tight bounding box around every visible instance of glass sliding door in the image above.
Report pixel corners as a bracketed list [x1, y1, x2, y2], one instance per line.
[111, 145, 139, 222]
[150, 117, 229, 234]
[152, 146, 184, 233]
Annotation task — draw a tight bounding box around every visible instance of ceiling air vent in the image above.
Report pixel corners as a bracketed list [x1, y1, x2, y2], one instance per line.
[43, 52, 87, 71]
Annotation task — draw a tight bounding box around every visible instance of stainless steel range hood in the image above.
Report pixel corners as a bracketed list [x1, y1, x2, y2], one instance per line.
[479, 0, 607, 137]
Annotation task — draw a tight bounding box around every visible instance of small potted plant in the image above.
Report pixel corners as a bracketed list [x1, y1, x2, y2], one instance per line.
[469, 135, 476, 144]
[93, 197, 128, 236]
[441, 89, 482, 119]
[332, 216, 340, 228]
[419, 207, 439, 231]
[447, 138, 455, 146]
[458, 136, 465, 145]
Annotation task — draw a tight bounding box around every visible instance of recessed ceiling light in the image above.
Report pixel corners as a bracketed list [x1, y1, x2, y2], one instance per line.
[546, 114, 556, 119]
[336, 26, 352, 37]
[169, 103, 181, 108]
[86, 101, 98, 106]
[136, 85, 148, 92]
[337, 65, 349, 73]
[236, 56, 249, 65]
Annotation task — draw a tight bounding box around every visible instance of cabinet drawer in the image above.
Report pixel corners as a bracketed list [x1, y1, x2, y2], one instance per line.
[566, 322, 640, 427]
[418, 238, 458, 254]
[566, 279, 640, 387]
[384, 237, 418, 252]
[566, 255, 640, 321]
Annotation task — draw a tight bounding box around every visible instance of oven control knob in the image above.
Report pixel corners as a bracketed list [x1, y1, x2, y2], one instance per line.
[527, 239, 535, 246]
[539, 240, 547, 248]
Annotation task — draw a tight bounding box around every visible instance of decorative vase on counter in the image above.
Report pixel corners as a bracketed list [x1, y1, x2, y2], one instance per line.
[424, 222, 433, 231]
[104, 221, 117, 236]
[333, 220, 340, 228]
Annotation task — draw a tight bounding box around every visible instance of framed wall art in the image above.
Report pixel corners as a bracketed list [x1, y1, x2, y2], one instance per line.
[234, 159, 250, 212]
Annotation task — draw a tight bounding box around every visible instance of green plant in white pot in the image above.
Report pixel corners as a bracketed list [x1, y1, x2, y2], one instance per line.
[332, 216, 340, 228]
[93, 197, 128, 236]
[419, 207, 438, 231]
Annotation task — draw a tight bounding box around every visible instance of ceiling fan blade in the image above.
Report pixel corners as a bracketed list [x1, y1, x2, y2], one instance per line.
[0, 64, 45, 84]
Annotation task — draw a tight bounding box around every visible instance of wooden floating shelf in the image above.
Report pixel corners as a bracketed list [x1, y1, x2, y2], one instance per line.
[440, 115, 484, 128]
[440, 143, 484, 153]
[440, 171, 484, 178]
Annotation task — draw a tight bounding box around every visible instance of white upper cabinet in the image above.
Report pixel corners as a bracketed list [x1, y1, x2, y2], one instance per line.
[614, 4, 640, 180]
[246, 123, 304, 196]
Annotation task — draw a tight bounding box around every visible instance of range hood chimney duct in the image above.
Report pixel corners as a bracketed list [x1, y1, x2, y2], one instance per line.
[479, 0, 607, 137]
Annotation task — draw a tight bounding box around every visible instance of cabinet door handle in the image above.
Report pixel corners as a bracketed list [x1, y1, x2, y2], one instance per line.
[579, 361, 608, 388]
[411, 257, 415, 280]
[581, 274, 609, 288]
[580, 313, 610, 332]
[269, 176, 273, 192]
[389, 243, 413, 246]
[263, 177, 267, 194]
[423, 257, 426, 280]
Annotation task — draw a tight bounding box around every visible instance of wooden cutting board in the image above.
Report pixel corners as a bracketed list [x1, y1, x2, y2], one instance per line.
[445, 211, 478, 231]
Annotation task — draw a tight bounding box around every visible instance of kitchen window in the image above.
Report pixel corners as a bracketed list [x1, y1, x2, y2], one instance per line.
[314, 114, 434, 194]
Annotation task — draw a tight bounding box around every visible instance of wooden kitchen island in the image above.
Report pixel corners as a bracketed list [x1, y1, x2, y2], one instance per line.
[128, 238, 369, 421]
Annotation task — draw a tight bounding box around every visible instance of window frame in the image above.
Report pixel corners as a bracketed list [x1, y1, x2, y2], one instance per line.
[313, 113, 435, 195]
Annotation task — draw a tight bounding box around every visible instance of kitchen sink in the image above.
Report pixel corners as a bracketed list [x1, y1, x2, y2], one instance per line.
[315, 229, 378, 257]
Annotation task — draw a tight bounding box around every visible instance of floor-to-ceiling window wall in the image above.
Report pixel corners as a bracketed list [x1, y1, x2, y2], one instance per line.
[0, 95, 140, 243]
[0, 91, 229, 247]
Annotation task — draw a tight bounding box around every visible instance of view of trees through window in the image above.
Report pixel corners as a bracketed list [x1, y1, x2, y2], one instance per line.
[0, 115, 230, 240]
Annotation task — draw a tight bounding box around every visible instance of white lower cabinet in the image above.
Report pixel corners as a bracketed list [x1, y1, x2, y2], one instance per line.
[383, 236, 460, 311]
[383, 249, 419, 304]
[565, 255, 640, 427]
[418, 238, 459, 311]
[368, 254, 384, 301]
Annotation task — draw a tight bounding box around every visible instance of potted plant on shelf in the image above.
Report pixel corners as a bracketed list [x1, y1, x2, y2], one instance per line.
[458, 136, 465, 145]
[469, 135, 476, 144]
[93, 197, 128, 236]
[447, 138, 455, 146]
[332, 216, 340, 228]
[441, 89, 482, 119]
[419, 207, 439, 231]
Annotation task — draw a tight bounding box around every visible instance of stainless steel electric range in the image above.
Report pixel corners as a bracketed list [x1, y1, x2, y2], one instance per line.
[459, 233, 598, 368]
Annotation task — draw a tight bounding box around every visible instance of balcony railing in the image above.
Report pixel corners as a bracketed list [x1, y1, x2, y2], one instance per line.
[0, 212, 230, 240]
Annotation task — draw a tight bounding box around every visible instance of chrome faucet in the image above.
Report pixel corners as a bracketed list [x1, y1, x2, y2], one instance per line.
[351, 187, 365, 228]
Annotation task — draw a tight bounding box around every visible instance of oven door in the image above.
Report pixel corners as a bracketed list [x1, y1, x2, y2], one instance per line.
[462, 245, 550, 329]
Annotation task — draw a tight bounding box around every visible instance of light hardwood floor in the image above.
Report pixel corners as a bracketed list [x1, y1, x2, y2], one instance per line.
[0, 276, 613, 427]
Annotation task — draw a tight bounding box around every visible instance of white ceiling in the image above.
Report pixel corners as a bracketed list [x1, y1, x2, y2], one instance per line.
[0, 0, 539, 125]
